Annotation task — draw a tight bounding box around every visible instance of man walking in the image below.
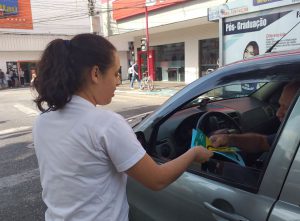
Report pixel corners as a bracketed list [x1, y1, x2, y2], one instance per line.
[130, 63, 141, 89]
[128, 65, 133, 82]
[19, 68, 25, 86]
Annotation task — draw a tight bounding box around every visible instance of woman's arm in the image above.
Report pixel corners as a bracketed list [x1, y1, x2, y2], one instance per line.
[126, 147, 212, 191]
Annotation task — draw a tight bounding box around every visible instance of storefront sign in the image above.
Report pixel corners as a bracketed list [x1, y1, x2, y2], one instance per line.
[0, 0, 33, 29]
[223, 8, 300, 64]
[0, 0, 18, 17]
[207, 6, 220, 21]
[221, 6, 249, 18]
[208, 0, 299, 21]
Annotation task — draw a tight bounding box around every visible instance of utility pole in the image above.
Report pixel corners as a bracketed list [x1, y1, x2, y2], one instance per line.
[88, 0, 100, 34]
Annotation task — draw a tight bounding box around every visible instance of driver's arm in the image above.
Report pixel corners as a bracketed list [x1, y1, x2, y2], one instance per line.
[209, 133, 270, 153]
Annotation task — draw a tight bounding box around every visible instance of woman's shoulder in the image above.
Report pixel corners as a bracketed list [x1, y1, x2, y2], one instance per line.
[90, 108, 124, 122]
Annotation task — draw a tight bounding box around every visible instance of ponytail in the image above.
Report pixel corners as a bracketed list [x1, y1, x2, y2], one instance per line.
[34, 34, 116, 112]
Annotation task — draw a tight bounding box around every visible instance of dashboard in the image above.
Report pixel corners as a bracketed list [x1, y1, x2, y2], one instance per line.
[154, 96, 279, 160]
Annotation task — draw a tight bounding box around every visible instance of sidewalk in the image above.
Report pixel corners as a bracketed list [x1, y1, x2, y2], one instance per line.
[0, 80, 187, 97]
[116, 80, 186, 97]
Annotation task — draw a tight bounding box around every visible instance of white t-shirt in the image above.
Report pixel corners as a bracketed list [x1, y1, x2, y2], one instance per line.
[33, 95, 146, 221]
[128, 67, 133, 74]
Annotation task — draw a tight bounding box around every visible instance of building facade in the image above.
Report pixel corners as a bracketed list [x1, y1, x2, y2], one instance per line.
[0, 0, 224, 84]
[2, 0, 299, 85]
[0, 0, 94, 85]
[101, 0, 223, 83]
[101, 0, 300, 83]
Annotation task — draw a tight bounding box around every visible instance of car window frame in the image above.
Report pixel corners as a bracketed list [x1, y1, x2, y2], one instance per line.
[259, 91, 300, 198]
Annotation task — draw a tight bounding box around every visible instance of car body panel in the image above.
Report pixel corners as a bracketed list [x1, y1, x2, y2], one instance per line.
[128, 171, 276, 221]
[268, 99, 300, 220]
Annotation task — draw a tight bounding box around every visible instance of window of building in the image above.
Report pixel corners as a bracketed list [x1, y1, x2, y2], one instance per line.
[199, 38, 219, 77]
[153, 42, 185, 82]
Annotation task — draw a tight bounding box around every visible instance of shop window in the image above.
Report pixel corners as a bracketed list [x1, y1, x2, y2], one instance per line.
[153, 42, 185, 82]
[199, 38, 219, 77]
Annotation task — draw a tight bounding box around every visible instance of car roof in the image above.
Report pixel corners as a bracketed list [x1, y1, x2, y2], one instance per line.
[227, 49, 300, 67]
[214, 50, 300, 84]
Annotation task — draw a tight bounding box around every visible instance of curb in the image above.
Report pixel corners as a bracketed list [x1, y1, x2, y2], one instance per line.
[116, 80, 185, 97]
[115, 88, 179, 97]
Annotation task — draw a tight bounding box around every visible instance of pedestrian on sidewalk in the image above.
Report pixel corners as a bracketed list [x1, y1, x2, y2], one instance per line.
[130, 62, 141, 89]
[0, 69, 5, 88]
[19, 68, 25, 86]
[10, 70, 16, 87]
[6, 71, 12, 88]
[127, 64, 133, 82]
[32, 33, 212, 221]
[30, 69, 37, 87]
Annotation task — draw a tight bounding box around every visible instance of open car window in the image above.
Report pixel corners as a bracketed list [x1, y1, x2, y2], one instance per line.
[151, 80, 294, 193]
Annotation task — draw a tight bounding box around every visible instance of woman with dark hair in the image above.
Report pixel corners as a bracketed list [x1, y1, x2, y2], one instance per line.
[242, 41, 260, 94]
[243, 41, 259, 59]
[33, 33, 212, 221]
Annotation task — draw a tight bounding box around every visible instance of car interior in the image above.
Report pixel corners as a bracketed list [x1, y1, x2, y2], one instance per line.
[148, 80, 289, 192]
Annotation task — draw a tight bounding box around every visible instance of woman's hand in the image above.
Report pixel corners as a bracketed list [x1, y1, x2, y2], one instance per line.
[193, 146, 213, 163]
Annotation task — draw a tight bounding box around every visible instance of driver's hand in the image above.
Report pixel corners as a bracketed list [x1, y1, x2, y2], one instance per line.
[193, 146, 213, 163]
[209, 134, 230, 147]
[210, 129, 229, 135]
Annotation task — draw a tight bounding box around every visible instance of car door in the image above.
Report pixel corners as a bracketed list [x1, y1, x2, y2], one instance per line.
[127, 91, 300, 221]
[268, 95, 300, 221]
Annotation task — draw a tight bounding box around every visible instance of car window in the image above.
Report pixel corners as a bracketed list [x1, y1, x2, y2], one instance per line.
[151, 80, 295, 192]
[184, 82, 267, 108]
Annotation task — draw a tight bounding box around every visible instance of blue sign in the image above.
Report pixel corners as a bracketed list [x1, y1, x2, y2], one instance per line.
[253, 0, 282, 6]
[0, 0, 18, 17]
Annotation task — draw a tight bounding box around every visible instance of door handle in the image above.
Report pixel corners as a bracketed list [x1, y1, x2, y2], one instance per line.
[203, 202, 250, 221]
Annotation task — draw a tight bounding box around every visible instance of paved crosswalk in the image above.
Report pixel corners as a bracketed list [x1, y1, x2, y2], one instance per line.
[13, 104, 39, 116]
[0, 126, 32, 136]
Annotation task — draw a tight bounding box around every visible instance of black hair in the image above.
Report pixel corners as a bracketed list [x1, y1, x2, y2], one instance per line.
[243, 41, 259, 56]
[33, 33, 116, 112]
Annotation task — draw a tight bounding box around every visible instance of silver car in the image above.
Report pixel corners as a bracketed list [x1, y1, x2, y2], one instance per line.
[128, 49, 300, 221]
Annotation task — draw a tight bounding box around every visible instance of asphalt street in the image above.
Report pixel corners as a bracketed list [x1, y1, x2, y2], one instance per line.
[0, 87, 170, 221]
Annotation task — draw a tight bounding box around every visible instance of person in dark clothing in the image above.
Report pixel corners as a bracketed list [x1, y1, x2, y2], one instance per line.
[24, 69, 30, 84]
[0, 69, 4, 87]
[210, 81, 300, 152]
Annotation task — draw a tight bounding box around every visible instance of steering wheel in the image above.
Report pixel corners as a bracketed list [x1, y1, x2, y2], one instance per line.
[196, 111, 248, 166]
[196, 111, 241, 136]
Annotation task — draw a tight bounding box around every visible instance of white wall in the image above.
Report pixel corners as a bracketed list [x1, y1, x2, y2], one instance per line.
[0, 0, 95, 35]
[0, 51, 41, 72]
[0, 34, 72, 51]
[102, 0, 222, 83]
[117, 51, 128, 80]
[0, 34, 72, 73]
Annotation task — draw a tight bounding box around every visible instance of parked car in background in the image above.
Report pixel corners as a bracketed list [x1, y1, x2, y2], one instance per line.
[127, 49, 300, 221]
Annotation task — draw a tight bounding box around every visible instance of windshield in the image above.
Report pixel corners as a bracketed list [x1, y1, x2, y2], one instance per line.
[185, 82, 266, 108]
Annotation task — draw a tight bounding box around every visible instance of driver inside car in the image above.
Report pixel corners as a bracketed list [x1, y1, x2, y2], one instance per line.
[209, 81, 300, 154]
